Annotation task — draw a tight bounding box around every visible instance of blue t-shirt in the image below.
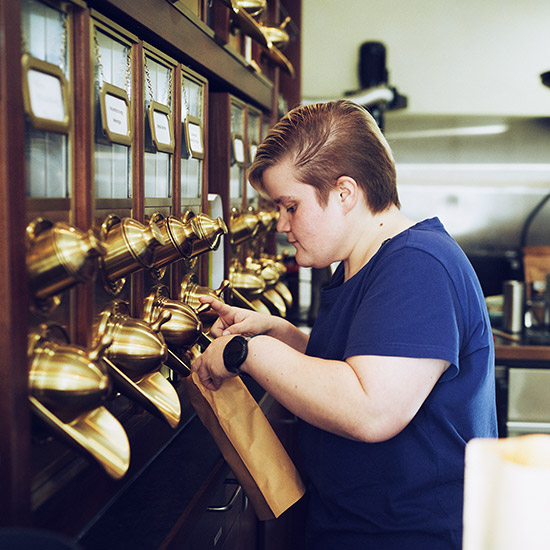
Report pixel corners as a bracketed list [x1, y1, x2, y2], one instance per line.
[300, 217, 497, 550]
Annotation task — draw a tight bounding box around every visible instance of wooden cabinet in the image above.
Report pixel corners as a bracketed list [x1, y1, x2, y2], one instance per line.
[178, 473, 257, 550]
[0, 0, 302, 546]
[258, 396, 307, 550]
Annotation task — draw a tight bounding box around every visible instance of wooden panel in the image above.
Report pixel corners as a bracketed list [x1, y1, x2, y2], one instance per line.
[0, 0, 31, 526]
[131, 40, 146, 312]
[278, 0, 302, 111]
[172, 66, 183, 218]
[72, 6, 95, 345]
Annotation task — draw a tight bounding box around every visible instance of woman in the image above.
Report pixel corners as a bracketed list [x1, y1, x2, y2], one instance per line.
[192, 100, 497, 549]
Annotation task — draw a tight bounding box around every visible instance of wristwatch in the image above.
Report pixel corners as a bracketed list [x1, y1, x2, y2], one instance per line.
[223, 335, 254, 374]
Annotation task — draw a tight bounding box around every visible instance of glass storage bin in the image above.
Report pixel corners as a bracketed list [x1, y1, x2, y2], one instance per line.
[21, 0, 69, 199]
[144, 53, 174, 199]
[246, 107, 261, 204]
[181, 70, 205, 201]
[230, 99, 246, 201]
[93, 24, 133, 199]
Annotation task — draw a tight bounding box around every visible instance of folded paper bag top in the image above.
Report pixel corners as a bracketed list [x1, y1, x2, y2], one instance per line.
[183, 372, 305, 520]
[463, 434, 550, 550]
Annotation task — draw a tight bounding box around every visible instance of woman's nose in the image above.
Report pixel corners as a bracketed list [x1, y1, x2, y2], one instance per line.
[277, 212, 290, 233]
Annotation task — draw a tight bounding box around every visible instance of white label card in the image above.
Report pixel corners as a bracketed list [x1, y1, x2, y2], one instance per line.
[188, 121, 203, 155]
[28, 69, 66, 122]
[105, 93, 129, 136]
[250, 143, 258, 162]
[153, 110, 172, 145]
[233, 137, 245, 164]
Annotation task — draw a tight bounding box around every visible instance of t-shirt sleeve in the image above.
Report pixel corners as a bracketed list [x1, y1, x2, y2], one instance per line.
[345, 247, 461, 378]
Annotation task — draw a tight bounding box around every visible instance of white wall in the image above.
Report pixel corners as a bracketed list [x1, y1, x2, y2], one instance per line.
[302, 0, 550, 115]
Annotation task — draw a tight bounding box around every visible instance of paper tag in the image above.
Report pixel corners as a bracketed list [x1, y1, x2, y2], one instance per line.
[28, 69, 66, 122]
[233, 136, 245, 165]
[105, 93, 129, 136]
[153, 110, 171, 145]
[188, 121, 203, 155]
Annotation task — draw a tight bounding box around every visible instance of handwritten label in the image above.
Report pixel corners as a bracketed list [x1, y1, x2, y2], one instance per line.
[105, 93, 129, 136]
[188, 121, 203, 155]
[153, 110, 172, 145]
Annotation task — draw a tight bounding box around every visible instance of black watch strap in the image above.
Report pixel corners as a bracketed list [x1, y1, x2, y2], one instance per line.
[223, 335, 256, 374]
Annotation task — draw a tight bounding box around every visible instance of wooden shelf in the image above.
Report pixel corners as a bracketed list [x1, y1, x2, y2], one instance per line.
[88, 0, 274, 110]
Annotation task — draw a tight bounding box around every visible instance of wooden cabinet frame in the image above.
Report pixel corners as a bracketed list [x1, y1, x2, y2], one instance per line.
[0, 1, 302, 546]
[0, 0, 31, 525]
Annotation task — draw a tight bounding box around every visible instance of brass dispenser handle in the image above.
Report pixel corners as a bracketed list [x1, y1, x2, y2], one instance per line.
[101, 356, 180, 428]
[88, 335, 114, 363]
[150, 309, 172, 333]
[197, 332, 213, 349]
[229, 285, 265, 313]
[164, 348, 192, 377]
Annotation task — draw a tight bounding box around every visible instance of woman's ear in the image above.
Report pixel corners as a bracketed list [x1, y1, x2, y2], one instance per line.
[335, 176, 359, 213]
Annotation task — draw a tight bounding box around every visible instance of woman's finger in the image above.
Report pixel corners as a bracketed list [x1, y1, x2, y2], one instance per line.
[199, 296, 228, 313]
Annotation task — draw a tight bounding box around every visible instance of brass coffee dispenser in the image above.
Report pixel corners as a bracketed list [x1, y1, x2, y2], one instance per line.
[184, 211, 228, 259]
[93, 301, 181, 428]
[229, 259, 266, 294]
[227, 208, 271, 314]
[244, 208, 292, 316]
[26, 218, 107, 311]
[229, 207, 261, 247]
[245, 257, 286, 316]
[143, 285, 212, 373]
[247, 254, 292, 316]
[235, 0, 266, 18]
[149, 211, 227, 278]
[99, 214, 166, 295]
[228, 259, 272, 314]
[178, 273, 267, 316]
[179, 276, 230, 328]
[28, 323, 130, 479]
[260, 16, 291, 50]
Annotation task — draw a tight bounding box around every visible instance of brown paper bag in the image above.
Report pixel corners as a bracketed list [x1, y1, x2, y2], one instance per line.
[183, 372, 305, 520]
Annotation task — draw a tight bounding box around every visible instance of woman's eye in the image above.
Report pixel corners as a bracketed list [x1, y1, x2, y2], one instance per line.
[286, 205, 296, 213]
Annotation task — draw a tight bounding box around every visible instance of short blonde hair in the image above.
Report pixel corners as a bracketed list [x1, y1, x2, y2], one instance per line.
[248, 100, 399, 212]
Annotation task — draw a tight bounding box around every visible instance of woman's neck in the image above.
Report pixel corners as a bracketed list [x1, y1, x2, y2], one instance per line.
[343, 206, 415, 281]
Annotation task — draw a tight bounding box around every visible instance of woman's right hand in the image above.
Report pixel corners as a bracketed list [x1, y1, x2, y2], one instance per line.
[198, 296, 274, 338]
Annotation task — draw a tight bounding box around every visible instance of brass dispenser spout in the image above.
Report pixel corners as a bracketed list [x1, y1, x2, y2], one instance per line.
[94, 302, 181, 429]
[28, 323, 130, 479]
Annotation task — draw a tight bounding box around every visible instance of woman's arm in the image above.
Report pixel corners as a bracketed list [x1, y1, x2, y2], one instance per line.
[191, 332, 449, 443]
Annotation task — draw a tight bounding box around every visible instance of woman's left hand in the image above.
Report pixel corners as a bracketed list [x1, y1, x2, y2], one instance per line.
[191, 334, 236, 391]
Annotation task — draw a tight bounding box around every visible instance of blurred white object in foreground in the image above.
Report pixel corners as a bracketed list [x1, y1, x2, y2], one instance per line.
[463, 434, 550, 550]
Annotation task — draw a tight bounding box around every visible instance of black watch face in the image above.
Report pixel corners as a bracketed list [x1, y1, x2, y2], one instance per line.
[224, 336, 247, 372]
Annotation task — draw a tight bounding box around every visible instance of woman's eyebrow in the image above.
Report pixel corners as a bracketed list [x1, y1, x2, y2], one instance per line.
[274, 195, 295, 204]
